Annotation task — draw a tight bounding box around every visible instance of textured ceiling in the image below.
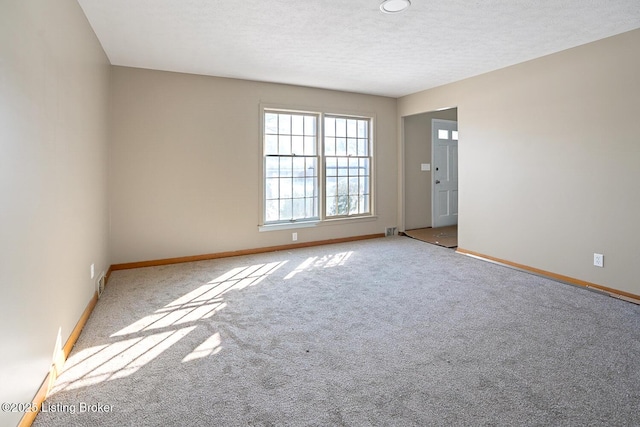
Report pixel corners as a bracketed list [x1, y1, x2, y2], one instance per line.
[77, 0, 640, 97]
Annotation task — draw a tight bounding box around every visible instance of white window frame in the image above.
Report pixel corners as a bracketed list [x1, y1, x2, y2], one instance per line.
[323, 115, 372, 219]
[259, 105, 375, 231]
[262, 110, 320, 224]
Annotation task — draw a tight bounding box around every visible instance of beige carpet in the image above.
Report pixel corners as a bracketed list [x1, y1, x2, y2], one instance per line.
[33, 237, 640, 426]
[404, 225, 457, 248]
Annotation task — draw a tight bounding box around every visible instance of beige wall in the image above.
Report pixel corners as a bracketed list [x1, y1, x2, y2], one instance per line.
[404, 108, 457, 230]
[109, 67, 398, 264]
[3, 4, 638, 420]
[399, 28, 640, 296]
[0, 0, 110, 425]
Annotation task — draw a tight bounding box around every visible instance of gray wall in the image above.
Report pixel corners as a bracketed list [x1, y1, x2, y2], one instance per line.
[0, 1, 110, 425]
[404, 108, 458, 229]
[109, 67, 398, 264]
[399, 28, 640, 296]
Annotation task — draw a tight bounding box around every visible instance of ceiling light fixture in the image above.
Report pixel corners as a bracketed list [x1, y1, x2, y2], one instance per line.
[379, 0, 411, 14]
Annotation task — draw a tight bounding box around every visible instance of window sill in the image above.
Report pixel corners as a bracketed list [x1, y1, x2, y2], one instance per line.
[259, 215, 378, 232]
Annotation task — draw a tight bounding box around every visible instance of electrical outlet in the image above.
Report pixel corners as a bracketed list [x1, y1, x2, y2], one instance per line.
[593, 253, 604, 268]
[292, 232, 298, 242]
[90, 263, 95, 279]
[385, 227, 396, 237]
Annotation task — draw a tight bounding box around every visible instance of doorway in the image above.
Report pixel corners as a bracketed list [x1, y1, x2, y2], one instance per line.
[402, 108, 458, 247]
[402, 108, 458, 228]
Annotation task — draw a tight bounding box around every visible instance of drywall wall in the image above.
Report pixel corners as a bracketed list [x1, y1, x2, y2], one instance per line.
[109, 67, 397, 264]
[0, 1, 110, 425]
[404, 108, 457, 230]
[398, 28, 640, 296]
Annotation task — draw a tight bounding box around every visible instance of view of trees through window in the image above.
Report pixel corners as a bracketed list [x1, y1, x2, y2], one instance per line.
[264, 110, 371, 224]
[324, 116, 370, 217]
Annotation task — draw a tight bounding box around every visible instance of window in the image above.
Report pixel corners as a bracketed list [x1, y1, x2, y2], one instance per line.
[324, 116, 371, 217]
[262, 109, 372, 226]
[264, 111, 319, 223]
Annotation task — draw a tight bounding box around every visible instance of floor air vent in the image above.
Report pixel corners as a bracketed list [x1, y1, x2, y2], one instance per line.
[97, 274, 106, 298]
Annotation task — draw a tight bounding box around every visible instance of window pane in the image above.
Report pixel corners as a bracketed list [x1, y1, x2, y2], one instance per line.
[306, 198, 317, 217]
[266, 157, 279, 177]
[306, 158, 317, 177]
[347, 119, 357, 138]
[349, 196, 359, 214]
[292, 115, 304, 135]
[326, 176, 337, 196]
[358, 120, 368, 138]
[292, 136, 304, 155]
[265, 200, 279, 222]
[360, 158, 369, 174]
[326, 197, 337, 216]
[306, 177, 316, 196]
[265, 113, 278, 134]
[280, 178, 292, 199]
[325, 117, 335, 137]
[357, 138, 368, 156]
[336, 118, 346, 137]
[349, 157, 358, 172]
[293, 178, 305, 198]
[337, 195, 349, 215]
[304, 136, 316, 155]
[265, 135, 278, 154]
[359, 176, 369, 195]
[279, 114, 291, 134]
[349, 177, 359, 195]
[279, 199, 292, 220]
[279, 158, 292, 177]
[360, 195, 370, 214]
[336, 138, 346, 156]
[326, 158, 337, 176]
[347, 138, 357, 156]
[292, 157, 305, 176]
[337, 158, 348, 176]
[304, 116, 316, 136]
[292, 198, 305, 218]
[325, 137, 335, 156]
[337, 177, 348, 195]
[265, 178, 279, 199]
[279, 135, 291, 155]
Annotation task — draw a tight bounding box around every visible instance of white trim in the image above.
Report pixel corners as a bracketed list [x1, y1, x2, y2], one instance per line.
[259, 215, 378, 232]
[259, 221, 319, 232]
[260, 102, 376, 121]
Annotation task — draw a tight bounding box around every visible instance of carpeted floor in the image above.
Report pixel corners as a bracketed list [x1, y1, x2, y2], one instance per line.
[405, 225, 457, 248]
[34, 236, 640, 426]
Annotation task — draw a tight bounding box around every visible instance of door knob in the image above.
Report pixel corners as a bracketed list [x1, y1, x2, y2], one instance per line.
[435, 180, 441, 184]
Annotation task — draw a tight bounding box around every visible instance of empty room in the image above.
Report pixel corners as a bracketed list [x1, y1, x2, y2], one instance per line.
[2, 1, 640, 426]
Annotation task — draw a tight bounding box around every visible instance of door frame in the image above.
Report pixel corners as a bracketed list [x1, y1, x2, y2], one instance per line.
[400, 107, 458, 233]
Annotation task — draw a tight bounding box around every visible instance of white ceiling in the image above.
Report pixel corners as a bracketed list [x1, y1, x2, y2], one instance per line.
[77, 0, 640, 98]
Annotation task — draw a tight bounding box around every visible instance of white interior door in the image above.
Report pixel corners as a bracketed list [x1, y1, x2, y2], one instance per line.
[432, 119, 458, 227]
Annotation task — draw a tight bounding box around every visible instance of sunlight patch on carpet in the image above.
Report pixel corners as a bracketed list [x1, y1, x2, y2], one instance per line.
[50, 326, 195, 393]
[182, 332, 222, 362]
[284, 251, 353, 280]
